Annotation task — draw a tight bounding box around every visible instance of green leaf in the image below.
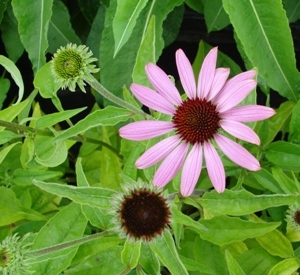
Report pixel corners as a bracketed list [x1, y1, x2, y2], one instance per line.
[76, 158, 111, 229]
[0, 0, 8, 24]
[256, 101, 294, 147]
[0, 186, 45, 226]
[222, 0, 300, 101]
[0, 142, 21, 165]
[31, 202, 87, 275]
[12, 168, 62, 186]
[34, 62, 61, 99]
[199, 189, 297, 216]
[121, 240, 141, 269]
[289, 99, 300, 143]
[250, 169, 285, 194]
[36, 107, 86, 129]
[237, 247, 280, 274]
[47, 0, 81, 53]
[203, 0, 230, 33]
[0, 130, 19, 145]
[11, 0, 53, 74]
[34, 134, 68, 167]
[54, 106, 132, 141]
[139, 244, 160, 275]
[255, 229, 294, 258]
[271, 166, 300, 194]
[132, 15, 156, 86]
[199, 216, 280, 246]
[0, 78, 10, 109]
[268, 258, 299, 275]
[0, 99, 29, 132]
[100, 0, 184, 101]
[0, 55, 24, 104]
[149, 230, 188, 275]
[265, 141, 300, 171]
[283, 0, 300, 23]
[33, 180, 117, 209]
[225, 250, 246, 275]
[0, 5, 24, 62]
[113, 0, 148, 57]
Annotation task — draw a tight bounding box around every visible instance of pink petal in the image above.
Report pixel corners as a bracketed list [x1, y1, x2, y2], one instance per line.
[136, 135, 181, 168]
[214, 134, 261, 171]
[220, 120, 260, 145]
[119, 121, 174, 141]
[131, 84, 175, 115]
[176, 49, 196, 99]
[216, 79, 257, 113]
[207, 68, 230, 101]
[181, 143, 203, 197]
[203, 141, 225, 193]
[146, 63, 182, 106]
[221, 105, 275, 122]
[197, 47, 218, 99]
[153, 142, 189, 188]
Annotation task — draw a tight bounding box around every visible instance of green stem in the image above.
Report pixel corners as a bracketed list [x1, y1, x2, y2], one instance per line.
[30, 231, 110, 257]
[87, 75, 147, 117]
[0, 120, 122, 159]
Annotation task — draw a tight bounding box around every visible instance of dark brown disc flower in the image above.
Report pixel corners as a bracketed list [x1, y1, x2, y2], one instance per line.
[111, 180, 171, 242]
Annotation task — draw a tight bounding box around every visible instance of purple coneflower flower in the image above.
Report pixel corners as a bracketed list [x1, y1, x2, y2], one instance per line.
[119, 47, 275, 196]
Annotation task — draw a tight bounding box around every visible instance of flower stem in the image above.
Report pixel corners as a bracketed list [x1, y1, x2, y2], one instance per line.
[87, 75, 146, 117]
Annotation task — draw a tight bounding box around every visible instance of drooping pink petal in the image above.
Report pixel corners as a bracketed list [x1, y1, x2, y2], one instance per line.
[181, 143, 203, 197]
[214, 134, 261, 171]
[146, 63, 182, 106]
[176, 49, 196, 99]
[153, 142, 189, 188]
[221, 105, 275, 122]
[207, 68, 230, 101]
[197, 47, 218, 99]
[119, 121, 174, 141]
[216, 79, 257, 113]
[131, 84, 176, 115]
[203, 141, 225, 193]
[220, 120, 260, 145]
[136, 135, 181, 168]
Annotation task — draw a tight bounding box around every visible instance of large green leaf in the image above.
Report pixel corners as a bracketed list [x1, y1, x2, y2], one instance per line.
[99, 0, 184, 102]
[112, 0, 148, 56]
[0, 55, 24, 104]
[289, 99, 300, 143]
[54, 106, 132, 141]
[149, 230, 188, 275]
[268, 258, 299, 275]
[11, 0, 53, 73]
[31, 203, 87, 275]
[265, 141, 300, 171]
[0, 186, 45, 226]
[198, 216, 280, 246]
[222, 0, 300, 101]
[33, 180, 116, 209]
[283, 0, 300, 23]
[203, 0, 230, 33]
[198, 189, 297, 216]
[47, 0, 81, 53]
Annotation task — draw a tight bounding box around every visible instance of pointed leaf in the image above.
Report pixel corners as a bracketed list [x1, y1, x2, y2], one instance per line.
[199, 189, 297, 216]
[0, 55, 24, 104]
[149, 230, 188, 275]
[54, 106, 132, 141]
[11, 0, 53, 73]
[121, 240, 141, 269]
[225, 250, 246, 275]
[33, 180, 116, 209]
[222, 0, 300, 101]
[113, 0, 148, 56]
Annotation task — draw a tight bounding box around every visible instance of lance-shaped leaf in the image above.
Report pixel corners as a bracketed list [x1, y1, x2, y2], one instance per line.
[33, 180, 116, 209]
[222, 0, 300, 101]
[11, 0, 53, 73]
